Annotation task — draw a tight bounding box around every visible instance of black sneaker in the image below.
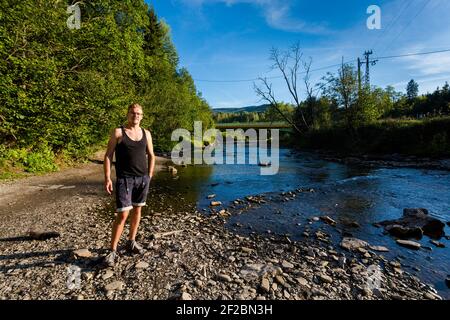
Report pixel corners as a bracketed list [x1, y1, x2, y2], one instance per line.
[103, 250, 118, 268]
[126, 240, 144, 254]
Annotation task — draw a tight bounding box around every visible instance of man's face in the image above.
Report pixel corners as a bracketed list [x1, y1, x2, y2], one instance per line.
[128, 107, 143, 125]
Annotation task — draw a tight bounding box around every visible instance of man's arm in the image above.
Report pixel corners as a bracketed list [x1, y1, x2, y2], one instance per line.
[145, 129, 156, 178]
[104, 128, 120, 194]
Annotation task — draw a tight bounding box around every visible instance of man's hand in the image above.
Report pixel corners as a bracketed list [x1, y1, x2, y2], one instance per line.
[105, 178, 113, 195]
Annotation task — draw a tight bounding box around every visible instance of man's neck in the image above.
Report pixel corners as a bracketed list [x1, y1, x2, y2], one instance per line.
[125, 123, 140, 131]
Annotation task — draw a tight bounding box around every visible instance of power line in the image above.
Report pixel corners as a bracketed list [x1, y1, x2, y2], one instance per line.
[370, 1, 413, 52]
[194, 47, 450, 83]
[375, 48, 450, 60]
[194, 60, 357, 83]
[379, 0, 432, 55]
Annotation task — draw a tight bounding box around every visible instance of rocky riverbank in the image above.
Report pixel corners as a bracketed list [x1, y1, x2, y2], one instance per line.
[0, 178, 443, 300]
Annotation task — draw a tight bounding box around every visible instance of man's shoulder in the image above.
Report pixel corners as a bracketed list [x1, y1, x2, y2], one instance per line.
[112, 127, 123, 138]
[143, 128, 152, 137]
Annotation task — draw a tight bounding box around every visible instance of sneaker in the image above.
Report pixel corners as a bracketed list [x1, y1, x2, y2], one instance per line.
[126, 240, 144, 254]
[103, 250, 118, 268]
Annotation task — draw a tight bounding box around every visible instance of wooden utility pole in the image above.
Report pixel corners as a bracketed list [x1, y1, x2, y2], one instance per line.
[357, 57, 363, 92]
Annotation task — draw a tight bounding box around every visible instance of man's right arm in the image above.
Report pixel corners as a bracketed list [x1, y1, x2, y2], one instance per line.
[104, 128, 120, 194]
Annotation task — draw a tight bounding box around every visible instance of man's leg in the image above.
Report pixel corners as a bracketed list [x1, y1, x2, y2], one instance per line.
[128, 206, 142, 241]
[110, 210, 130, 251]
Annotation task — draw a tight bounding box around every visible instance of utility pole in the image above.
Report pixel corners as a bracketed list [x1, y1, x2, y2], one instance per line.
[363, 50, 378, 87]
[357, 57, 363, 92]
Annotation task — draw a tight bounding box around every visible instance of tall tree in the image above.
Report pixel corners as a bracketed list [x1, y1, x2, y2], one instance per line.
[406, 79, 419, 101]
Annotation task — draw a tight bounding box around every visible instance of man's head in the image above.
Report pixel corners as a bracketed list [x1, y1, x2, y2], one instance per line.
[127, 103, 143, 126]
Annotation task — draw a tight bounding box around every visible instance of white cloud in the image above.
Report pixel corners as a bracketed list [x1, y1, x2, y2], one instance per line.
[403, 52, 450, 76]
[178, 0, 330, 34]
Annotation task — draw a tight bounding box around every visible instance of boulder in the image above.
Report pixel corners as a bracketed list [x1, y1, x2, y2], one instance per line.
[379, 208, 445, 239]
[384, 225, 423, 239]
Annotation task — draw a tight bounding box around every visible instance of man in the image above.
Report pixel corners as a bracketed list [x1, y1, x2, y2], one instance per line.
[103, 103, 156, 267]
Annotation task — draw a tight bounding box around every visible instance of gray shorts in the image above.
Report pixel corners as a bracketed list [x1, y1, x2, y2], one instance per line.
[115, 176, 151, 212]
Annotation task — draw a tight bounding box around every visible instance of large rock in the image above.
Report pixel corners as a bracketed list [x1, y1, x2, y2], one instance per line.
[379, 208, 445, 239]
[340, 238, 368, 251]
[396, 239, 421, 250]
[73, 249, 92, 258]
[384, 225, 423, 239]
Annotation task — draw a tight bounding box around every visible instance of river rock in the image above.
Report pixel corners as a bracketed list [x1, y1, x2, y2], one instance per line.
[379, 208, 445, 239]
[430, 240, 445, 248]
[210, 201, 222, 206]
[217, 274, 232, 282]
[296, 277, 309, 286]
[102, 270, 114, 280]
[73, 249, 92, 258]
[340, 238, 368, 251]
[260, 278, 270, 293]
[180, 292, 192, 300]
[396, 240, 421, 250]
[105, 281, 125, 291]
[281, 260, 294, 269]
[274, 275, 286, 287]
[320, 216, 337, 226]
[318, 274, 333, 284]
[241, 247, 254, 254]
[369, 245, 389, 252]
[135, 261, 149, 269]
[384, 225, 423, 239]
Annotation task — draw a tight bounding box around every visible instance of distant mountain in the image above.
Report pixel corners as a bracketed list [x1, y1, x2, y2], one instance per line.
[212, 104, 270, 114]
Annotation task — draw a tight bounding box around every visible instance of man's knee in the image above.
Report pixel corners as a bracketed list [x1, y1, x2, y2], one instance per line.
[115, 211, 129, 224]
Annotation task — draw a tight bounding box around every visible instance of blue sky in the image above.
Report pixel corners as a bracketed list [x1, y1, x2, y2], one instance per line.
[148, 0, 450, 109]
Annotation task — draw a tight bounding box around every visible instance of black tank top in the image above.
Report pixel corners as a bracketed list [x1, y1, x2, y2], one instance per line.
[115, 126, 148, 178]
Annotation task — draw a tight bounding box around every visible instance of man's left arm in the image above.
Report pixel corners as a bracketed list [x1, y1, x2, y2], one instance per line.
[145, 129, 156, 178]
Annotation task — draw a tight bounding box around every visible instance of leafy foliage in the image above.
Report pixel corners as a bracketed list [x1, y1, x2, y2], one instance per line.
[0, 0, 213, 174]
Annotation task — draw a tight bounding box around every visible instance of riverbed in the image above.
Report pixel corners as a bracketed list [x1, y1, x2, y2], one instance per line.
[144, 147, 450, 298]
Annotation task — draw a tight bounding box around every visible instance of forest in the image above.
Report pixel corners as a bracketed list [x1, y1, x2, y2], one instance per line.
[0, 0, 213, 175]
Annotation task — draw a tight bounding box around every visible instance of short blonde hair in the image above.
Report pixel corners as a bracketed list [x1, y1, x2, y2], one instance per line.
[128, 103, 143, 113]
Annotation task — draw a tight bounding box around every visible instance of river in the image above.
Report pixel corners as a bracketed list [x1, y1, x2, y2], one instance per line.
[143, 146, 450, 299]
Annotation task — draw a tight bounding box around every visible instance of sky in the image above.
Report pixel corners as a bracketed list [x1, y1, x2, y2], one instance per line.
[148, 0, 450, 109]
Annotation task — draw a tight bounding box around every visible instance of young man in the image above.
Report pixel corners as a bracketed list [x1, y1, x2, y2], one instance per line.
[103, 103, 156, 267]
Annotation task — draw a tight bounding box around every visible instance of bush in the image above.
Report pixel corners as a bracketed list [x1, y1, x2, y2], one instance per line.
[297, 117, 450, 157]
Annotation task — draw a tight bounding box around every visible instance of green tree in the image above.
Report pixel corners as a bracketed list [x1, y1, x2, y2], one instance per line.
[406, 79, 419, 101]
